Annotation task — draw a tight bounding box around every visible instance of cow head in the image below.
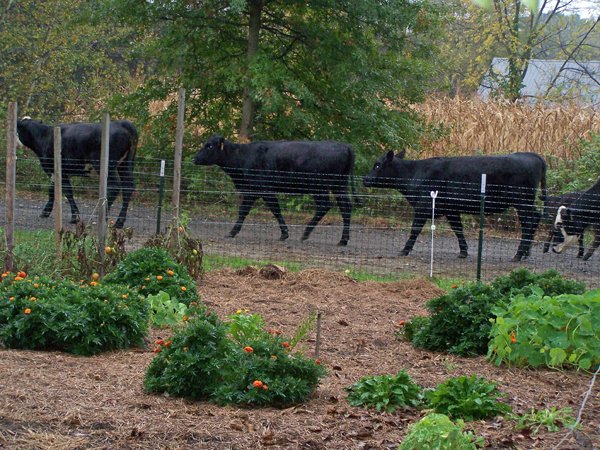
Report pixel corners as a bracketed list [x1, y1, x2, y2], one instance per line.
[194, 134, 225, 166]
[363, 150, 405, 189]
[551, 205, 581, 253]
[16, 117, 52, 158]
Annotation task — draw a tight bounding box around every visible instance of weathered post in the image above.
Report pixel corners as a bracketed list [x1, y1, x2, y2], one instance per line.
[4, 102, 17, 272]
[98, 113, 110, 276]
[172, 88, 185, 228]
[53, 126, 63, 257]
[156, 160, 166, 234]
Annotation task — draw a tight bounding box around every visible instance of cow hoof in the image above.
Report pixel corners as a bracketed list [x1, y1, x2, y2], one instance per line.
[458, 252, 468, 259]
[40, 211, 51, 218]
[512, 254, 523, 262]
[70, 217, 80, 224]
[279, 234, 289, 241]
[337, 240, 348, 246]
[583, 255, 591, 261]
[114, 220, 125, 229]
[400, 249, 411, 256]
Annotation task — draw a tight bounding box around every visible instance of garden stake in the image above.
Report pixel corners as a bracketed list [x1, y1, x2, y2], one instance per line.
[315, 310, 322, 358]
[156, 160, 165, 234]
[429, 190, 438, 278]
[476, 174, 487, 282]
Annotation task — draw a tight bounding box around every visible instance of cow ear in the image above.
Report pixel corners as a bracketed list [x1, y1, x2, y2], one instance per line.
[397, 149, 406, 159]
[385, 150, 394, 162]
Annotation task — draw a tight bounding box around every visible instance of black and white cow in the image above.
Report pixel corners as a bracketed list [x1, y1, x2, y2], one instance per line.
[541, 191, 586, 257]
[16, 118, 138, 228]
[551, 178, 600, 261]
[193, 134, 359, 245]
[363, 150, 547, 261]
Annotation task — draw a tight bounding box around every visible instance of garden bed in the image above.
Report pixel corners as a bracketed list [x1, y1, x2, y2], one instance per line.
[0, 268, 598, 449]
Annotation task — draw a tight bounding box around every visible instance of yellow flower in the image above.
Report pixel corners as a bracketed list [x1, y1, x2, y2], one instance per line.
[181, 286, 187, 291]
[24, 308, 31, 315]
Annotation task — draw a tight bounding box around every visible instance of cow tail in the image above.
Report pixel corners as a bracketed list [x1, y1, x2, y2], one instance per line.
[540, 156, 548, 220]
[349, 147, 362, 207]
[126, 123, 138, 171]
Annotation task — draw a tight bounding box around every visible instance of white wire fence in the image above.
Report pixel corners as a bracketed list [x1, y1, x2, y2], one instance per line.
[2, 154, 599, 287]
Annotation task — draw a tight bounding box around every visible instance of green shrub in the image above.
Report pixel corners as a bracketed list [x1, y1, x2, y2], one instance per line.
[425, 375, 511, 421]
[345, 370, 423, 413]
[488, 288, 600, 370]
[513, 407, 577, 434]
[398, 413, 484, 450]
[404, 269, 586, 357]
[147, 291, 202, 329]
[144, 311, 326, 407]
[104, 247, 199, 306]
[0, 272, 148, 355]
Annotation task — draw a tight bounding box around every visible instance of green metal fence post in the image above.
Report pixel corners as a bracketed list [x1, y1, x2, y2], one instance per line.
[476, 173, 487, 282]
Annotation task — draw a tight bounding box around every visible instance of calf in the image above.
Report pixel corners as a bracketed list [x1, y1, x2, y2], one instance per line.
[552, 178, 600, 260]
[363, 150, 547, 261]
[542, 192, 585, 257]
[193, 134, 359, 245]
[17, 118, 137, 228]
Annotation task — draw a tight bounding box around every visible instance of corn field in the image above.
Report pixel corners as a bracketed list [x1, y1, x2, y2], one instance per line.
[415, 96, 600, 160]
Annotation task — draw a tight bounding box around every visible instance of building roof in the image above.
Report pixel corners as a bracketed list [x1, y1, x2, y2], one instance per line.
[478, 58, 600, 106]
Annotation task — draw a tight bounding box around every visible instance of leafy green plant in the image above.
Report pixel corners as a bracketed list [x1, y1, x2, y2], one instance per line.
[345, 370, 423, 413]
[513, 407, 577, 434]
[147, 291, 201, 329]
[404, 269, 586, 356]
[0, 272, 148, 355]
[425, 375, 511, 421]
[103, 247, 199, 306]
[144, 311, 326, 407]
[398, 413, 484, 450]
[488, 288, 600, 370]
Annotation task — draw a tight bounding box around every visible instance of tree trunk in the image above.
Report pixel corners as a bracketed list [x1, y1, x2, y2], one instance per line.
[239, 0, 264, 141]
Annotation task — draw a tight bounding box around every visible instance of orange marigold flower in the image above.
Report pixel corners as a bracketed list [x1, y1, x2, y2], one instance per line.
[153, 347, 161, 353]
[122, 294, 128, 299]
[33, 283, 39, 288]
[155, 339, 164, 346]
[24, 308, 31, 315]
[182, 315, 189, 322]
[181, 286, 187, 291]
[262, 384, 268, 391]
[14, 276, 23, 281]
[244, 346, 254, 353]
[18, 271, 27, 278]
[510, 331, 517, 344]
[164, 340, 172, 347]
[167, 270, 175, 276]
[315, 359, 321, 365]
[156, 275, 163, 281]
[252, 380, 263, 388]
[30, 297, 36, 302]
[89, 281, 98, 287]
[145, 277, 150, 281]
[9, 297, 14, 301]
[398, 320, 405, 326]
[282, 342, 290, 348]
[451, 284, 459, 289]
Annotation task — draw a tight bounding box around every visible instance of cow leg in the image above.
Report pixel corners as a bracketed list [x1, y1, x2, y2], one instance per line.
[334, 191, 352, 246]
[115, 160, 135, 229]
[106, 168, 120, 213]
[446, 213, 468, 258]
[583, 228, 599, 261]
[302, 194, 332, 242]
[230, 194, 258, 238]
[262, 194, 289, 241]
[514, 208, 541, 261]
[41, 181, 55, 218]
[62, 176, 80, 224]
[401, 212, 427, 256]
[577, 234, 585, 258]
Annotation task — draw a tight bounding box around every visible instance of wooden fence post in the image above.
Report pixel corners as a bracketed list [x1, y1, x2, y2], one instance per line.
[172, 87, 185, 227]
[98, 113, 110, 276]
[4, 102, 17, 272]
[53, 126, 63, 257]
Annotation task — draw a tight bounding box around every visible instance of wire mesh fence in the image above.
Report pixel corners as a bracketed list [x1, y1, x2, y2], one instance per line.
[2, 154, 598, 287]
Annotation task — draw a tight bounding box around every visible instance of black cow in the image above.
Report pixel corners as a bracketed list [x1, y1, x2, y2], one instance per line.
[193, 135, 358, 245]
[363, 150, 547, 261]
[551, 178, 600, 261]
[541, 191, 586, 257]
[16, 118, 137, 228]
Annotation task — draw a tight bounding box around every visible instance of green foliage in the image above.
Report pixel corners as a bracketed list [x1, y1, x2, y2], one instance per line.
[398, 413, 484, 450]
[513, 406, 577, 434]
[405, 268, 586, 356]
[0, 230, 60, 278]
[547, 133, 600, 193]
[488, 288, 600, 370]
[144, 311, 326, 407]
[147, 291, 200, 329]
[345, 370, 423, 413]
[425, 375, 512, 421]
[104, 247, 199, 306]
[99, 0, 444, 170]
[0, 273, 148, 355]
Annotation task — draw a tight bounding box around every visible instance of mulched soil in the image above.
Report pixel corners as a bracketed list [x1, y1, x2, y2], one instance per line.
[0, 268, 598, 450]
